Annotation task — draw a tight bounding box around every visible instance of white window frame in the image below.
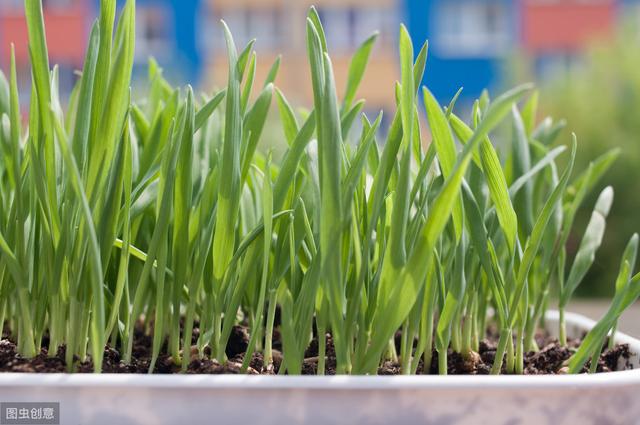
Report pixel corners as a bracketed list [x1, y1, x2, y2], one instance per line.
[319, 7, 354, 53]
[352, 6, 399, 49]
[434, 1, 511, 58]
[247, 7, 283, 51]
[136, 5, 173, 61]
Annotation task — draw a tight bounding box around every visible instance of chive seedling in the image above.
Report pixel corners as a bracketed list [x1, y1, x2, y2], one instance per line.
[0, 0, 636, 376]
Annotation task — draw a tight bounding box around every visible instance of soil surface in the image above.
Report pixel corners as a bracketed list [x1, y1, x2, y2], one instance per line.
[0, 321, 633, 374]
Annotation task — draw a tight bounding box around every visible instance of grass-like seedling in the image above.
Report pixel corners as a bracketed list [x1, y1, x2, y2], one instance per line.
[0, 0, 637, 374]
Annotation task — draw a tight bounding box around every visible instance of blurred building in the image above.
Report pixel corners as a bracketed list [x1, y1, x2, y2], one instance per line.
[405, 0, 631, 103]
[1, 0, 638, 107]
[200, 0, 401, 118]
[405, 0, 514, 104]
[522, 0, 616, 80]
[92, 0, 203, 85]
[0, 0, 203, 97]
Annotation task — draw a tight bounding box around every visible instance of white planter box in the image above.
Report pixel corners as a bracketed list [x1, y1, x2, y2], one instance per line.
[0, 311, 638, 425]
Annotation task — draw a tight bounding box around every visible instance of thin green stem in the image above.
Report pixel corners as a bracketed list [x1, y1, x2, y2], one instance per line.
[559, 308, 567, 347]
[169, 301, 181, 365]
[16, 288, 36, 358]
[213, 311, 224, 363]
[491, 328, 511, 375]
[182, 293, 198, 372]
[317, 320, 327, 375]
[400, 320, 410, 372]
[421, 322, 434, 374]
[149, 240, 169, 373]
[608, 324, 617, 350]
[78, 301, 91, 362]
[461, 313, 473, 359]
[387, 338, 398, 363]
[264, 290, 277, 368]
[506, 331, 515, 373]
[515, 332, 524, 375]
[589, 345, 602, 374]
[438, 347, 448, 375]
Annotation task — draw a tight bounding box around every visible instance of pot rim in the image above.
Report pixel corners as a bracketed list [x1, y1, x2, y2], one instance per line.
[0, 310, 638, 389]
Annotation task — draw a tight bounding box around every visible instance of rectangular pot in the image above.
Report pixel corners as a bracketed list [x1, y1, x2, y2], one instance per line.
[0, 311, 638, 425]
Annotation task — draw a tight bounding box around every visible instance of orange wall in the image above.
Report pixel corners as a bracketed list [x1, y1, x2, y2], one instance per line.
[522, 0, 615, 53]
[208, 52, 399, 111]
[0, 6, 87, 66]
[211, 0, 396, 7]
[205, 0, 400, 111]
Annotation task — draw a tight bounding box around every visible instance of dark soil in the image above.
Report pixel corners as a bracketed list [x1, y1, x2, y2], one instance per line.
[0, 321, 633, 374]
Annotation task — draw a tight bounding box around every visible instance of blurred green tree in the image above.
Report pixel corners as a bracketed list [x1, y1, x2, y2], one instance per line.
[511, 24, 640, 297]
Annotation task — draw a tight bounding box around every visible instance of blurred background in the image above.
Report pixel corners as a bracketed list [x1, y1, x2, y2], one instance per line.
[1, 0, 639, 298]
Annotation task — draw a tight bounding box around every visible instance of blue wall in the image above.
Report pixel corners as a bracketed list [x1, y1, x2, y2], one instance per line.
[93, 0, 202, 85]
[404, 0, 516, 104]
[167, 0, 202, 84]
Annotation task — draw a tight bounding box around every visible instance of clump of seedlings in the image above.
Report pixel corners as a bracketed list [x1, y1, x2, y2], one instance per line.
[0, 0, 637, 375]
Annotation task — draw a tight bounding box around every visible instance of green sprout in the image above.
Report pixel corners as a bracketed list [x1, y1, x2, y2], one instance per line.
[0, 0, 635, 375]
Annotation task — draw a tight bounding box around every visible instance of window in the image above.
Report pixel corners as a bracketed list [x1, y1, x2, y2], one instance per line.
[435, 2, 511, 57]
[318, 6, 399, 52]
[535, 53, 584, 80]
[205, 7, 283, 53]
[136, 6, 172, 60]
[56, 63, 77, 99]
[200, 4, 397, 57]
[15, 62, 32, 103]
[353, 7, 399, 49]
[318, 8, 354, 52]
[525, 0, 611, 5]
[247, 8, 283, 50]
[0, 0, 76, 14]
[0, 0, 24, 12]
[197, 6, 217, 57]
[353, 9, 379, 42]
[218, 9, 250, 48]
[42, 0, 76, 12]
